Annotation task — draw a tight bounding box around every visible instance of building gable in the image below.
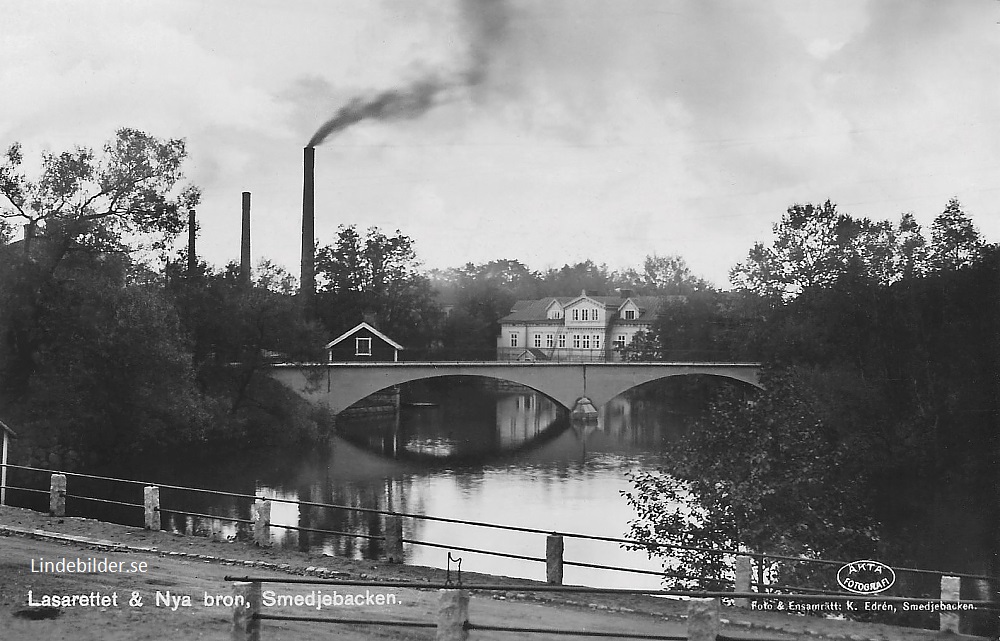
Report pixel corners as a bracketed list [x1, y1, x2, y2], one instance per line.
[326, 322, 403, 362]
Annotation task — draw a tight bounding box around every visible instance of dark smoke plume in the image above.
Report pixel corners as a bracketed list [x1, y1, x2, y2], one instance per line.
[307, 77, 444, 147]
[306, 0, 510, 147]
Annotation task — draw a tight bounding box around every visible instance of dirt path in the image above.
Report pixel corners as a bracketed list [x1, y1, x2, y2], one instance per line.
[0, 506, 986, 641]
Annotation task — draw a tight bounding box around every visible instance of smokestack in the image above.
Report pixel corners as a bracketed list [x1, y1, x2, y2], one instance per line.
[300, 147, 316, 309]
[187, 208, 197, 276]
[241, 191, 251, 286]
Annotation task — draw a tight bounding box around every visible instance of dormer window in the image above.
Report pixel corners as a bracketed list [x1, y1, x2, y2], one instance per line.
[624, 309, 636, 320]
[355, 337, 372, 356]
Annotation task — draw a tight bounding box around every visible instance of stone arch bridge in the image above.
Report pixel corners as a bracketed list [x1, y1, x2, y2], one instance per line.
[267, 362, 762, 415]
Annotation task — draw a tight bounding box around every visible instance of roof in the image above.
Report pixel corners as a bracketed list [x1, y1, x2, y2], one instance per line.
[0, 420, 16, 438]
[325, 322, 404, 351]
[499, 295, 684, 324]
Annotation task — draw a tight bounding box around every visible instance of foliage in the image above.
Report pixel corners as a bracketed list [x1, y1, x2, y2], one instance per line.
[615, 254, 712, 295]
[1, 248, 211, 458]
[929, 197, 983, 271]
[623, 367, 880, 590]
[315, 225, 442, 351]
[0, 130, 199, 256]
[727, 200, 975, 301]
[0, 131, 327, 464]
[628, 198, 998, 598]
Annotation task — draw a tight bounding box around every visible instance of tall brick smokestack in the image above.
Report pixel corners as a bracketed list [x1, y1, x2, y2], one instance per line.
[300, 147, 316, 309]
[241, 191, 251, 286]
[187, 208, 197, 277]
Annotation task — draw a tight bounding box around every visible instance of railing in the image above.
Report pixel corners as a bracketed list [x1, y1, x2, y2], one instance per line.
[2, 462, 997, 636]
[222, 577, 780, 641]
[219, 576, 999, 641]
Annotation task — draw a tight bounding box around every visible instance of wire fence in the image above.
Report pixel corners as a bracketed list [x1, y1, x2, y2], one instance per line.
[2, 461, 997, 605]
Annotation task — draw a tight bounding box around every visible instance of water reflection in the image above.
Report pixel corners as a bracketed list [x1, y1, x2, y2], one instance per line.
[242, 377, 695, 588]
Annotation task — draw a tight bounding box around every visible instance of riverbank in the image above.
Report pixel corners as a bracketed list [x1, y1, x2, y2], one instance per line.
[0, 506, 985, 641]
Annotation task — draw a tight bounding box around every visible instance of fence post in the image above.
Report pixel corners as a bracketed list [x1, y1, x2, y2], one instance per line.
[686, 597, 720, 641]
[734, 555, 752, 608]
[252, 499, 270, 547]
[384, 515, 404, 563]
[939, 575, 960, 633]
[232, 580, 261, 641]
[546, 534, 564, 585]
[49, 473, 66, 517]
[143, 486, 160, 530]
[436, 589, 469, 641]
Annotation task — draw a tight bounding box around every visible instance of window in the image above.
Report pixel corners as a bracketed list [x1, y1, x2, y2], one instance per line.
[546, 334, 554, 348]
[558, 334, 566, 348]
[624, 309, 636, 320]
[355, 337, 372, 356]
[615, 334, 627, 349]
[581, 308, 589, 321]
[572, 309, 579, 321]
[582, 335, 591, 349]
[534, 334, 542, 348]
[510, 333, 518, 347]
[573, 334, 580, 348]
[593, 335, 601, 349]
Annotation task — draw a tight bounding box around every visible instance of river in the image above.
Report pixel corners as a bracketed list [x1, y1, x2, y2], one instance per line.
[6, 375, 994, 598]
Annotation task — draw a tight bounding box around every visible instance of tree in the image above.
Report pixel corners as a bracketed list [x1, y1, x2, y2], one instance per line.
[0, 130, 199, 399]
[929, 198, 982, 271]
[315, 225, 442, 351]
[894, 213, 928, 279]
[540, 260, 613, 296]
[616, 254, 712, 295]
[0, 130, 199, 257]
[623, 367, 879, 590]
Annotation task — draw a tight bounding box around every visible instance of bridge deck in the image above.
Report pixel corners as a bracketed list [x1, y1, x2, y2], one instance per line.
[268, 361, 762, 415]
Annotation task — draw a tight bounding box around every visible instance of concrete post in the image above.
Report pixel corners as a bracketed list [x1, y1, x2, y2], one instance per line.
[252, 499, 270, 547]
[686, 597, 720, 641]
[143, 486, 160, 530]
[436, 589, 469, 641]
[1, 430, 9, 506]
[546, 534, 564, 585]
[231, 581, 261, 641]
[49, 473, 66, 517]
[939, 575, 960, 633]
[734, 555, 752, 607]
[384, 515, 404, 563]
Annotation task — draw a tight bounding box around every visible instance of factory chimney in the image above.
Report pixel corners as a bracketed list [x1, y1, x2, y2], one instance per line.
[187, 208, 197, 277]
[241, 191, 251, 286]
[300, 147, 316, 311]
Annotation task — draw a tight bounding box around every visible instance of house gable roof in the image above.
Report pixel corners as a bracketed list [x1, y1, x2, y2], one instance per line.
[563, 290, 607, 310]
[499, 295, 683, 324]
[325, 322, 404, 351]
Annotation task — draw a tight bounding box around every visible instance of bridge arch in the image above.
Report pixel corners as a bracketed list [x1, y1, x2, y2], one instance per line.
[583, 369, 762, 409]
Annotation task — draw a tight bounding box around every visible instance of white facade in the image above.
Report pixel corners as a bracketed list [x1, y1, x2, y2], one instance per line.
[497, 292, 667, 362]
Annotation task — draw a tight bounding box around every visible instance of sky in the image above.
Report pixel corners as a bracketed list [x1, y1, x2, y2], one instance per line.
[3, 0, 999, 288]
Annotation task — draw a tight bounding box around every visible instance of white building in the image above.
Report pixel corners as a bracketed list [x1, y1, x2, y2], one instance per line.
[496, 291, 681, 362]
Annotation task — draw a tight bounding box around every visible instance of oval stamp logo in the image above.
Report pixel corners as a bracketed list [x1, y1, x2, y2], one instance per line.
[837, 560, 896, 594]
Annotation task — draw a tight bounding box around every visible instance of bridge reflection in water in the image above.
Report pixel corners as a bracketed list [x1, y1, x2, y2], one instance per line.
[228, 376, 711, 589]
